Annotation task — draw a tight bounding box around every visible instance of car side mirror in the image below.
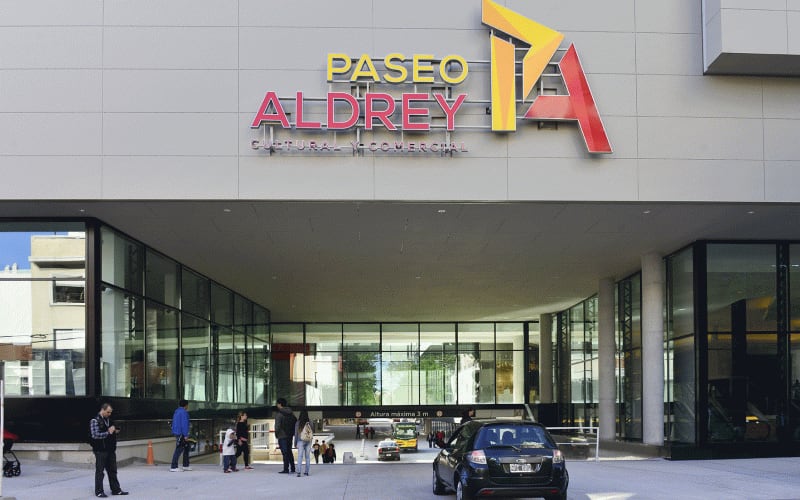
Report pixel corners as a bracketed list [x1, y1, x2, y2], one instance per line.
[373, 445, 378, 447]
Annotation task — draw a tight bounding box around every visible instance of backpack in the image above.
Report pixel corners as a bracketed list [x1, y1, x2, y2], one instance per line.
[300, 422, 313, 442]
[283, 412, 297, 436]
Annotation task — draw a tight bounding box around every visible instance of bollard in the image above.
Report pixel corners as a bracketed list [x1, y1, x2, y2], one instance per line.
[146, 440, 155, 465]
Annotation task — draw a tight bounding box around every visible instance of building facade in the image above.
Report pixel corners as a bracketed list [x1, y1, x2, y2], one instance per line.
[2, 0, 800, 458]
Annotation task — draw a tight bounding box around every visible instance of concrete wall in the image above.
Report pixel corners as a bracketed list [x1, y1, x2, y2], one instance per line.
[1, 0, 799, 203]
[703, 0, 800, 75]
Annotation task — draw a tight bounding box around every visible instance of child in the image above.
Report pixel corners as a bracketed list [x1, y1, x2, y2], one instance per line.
[223, 427, 238, 473]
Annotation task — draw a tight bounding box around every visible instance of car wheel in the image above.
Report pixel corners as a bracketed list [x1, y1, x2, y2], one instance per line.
[456, 476, 474, 500]
[432, 467, 447, 495]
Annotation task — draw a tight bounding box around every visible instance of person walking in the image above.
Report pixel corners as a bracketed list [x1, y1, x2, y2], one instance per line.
[275, 397, 296, 474]
[312, 439, 321, 464]
[294, 410, 313, 476]
[235, 411, 253, 470]
[89, 402, 128, 497]
[222, 427, 237, 473]
[326, 442, 337, 463]
[427, 431, 433, 448]
[170, 399, 192, 472]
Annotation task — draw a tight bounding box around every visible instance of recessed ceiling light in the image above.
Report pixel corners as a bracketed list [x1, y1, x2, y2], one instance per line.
[642, 210, 651, 214]
[747, 210, 755, 215]
[79, 209, 85, 213]
[223, 208, 232, 213]
[437, 209, 446, 214]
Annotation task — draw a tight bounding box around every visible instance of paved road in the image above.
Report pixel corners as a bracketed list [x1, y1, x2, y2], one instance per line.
[3, 432, 800, 499]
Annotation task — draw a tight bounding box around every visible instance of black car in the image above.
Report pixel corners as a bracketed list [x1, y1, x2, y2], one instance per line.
[432, 419, 568, 500]
[377, 440, 401, 461]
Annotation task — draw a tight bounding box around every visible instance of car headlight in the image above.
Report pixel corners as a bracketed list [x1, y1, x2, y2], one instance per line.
[552, 449, 564, 464]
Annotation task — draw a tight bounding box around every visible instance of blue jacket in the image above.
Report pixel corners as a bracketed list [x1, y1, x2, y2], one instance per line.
[171, 406, 190, 437]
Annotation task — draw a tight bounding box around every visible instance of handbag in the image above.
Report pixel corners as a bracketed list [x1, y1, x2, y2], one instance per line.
[300, 422, 313, 442]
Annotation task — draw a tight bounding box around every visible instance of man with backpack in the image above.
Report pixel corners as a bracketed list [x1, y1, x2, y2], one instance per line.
[274, 397, 296, 474]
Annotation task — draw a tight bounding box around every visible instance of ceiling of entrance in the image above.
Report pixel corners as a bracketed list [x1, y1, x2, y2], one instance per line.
[3, 200, 799, 322]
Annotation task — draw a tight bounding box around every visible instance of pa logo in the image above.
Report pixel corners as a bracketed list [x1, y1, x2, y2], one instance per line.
[483, 0, 612, 154]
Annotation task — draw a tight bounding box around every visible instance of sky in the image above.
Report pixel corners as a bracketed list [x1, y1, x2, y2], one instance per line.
[0, 232, 60, 270]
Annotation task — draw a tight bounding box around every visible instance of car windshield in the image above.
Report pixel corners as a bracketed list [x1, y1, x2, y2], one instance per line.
[379, 441, 396, 447]
[473, 424, 551, 450]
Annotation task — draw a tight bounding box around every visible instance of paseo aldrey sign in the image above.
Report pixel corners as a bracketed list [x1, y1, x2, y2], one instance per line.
[249, 0, 611, 156]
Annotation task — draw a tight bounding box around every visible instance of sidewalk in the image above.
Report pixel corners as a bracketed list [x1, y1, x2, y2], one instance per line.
[3, 438, 800, 499]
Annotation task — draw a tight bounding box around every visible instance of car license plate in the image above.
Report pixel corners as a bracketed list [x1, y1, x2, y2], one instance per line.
[509, 463, 533, 473]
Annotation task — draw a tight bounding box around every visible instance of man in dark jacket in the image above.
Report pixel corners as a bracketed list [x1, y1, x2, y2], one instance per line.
[89, 403, 128, 497]
[275, 398, 296, 473]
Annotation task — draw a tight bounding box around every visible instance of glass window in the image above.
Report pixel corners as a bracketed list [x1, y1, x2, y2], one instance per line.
[343, 324, 380, 405]
[252, 305, 270, 405]
[182, 314, 210, 402]
[707, 333, 778, 442]
[707, 244, 777, 333]
[528, 322, 540, 403]
[1, 225, 87, 397]
[271, 324, 305, 406]
[145, 250, 179, 308]
[457, 323, 494, 404]
[234, 330, 247, 403]
[305, 324, 341, 406]
[234, 294, 252, 331]
[381, 324, 420, 405]
[791, 245, 800, 332]
[181, 268, 209, 319]
[420, 324, 457, 405]
[344, 323, 379, 352]
[666, 247, 695, 443]
[216, 326, 235, 403]
[144, 302, 179, 400]
[101, 226, 143, 294]
[211, 283, 232, 326]
[790, 333, 800, 440]
[100, 287, 143, 398]
[496, 324, 525, 404]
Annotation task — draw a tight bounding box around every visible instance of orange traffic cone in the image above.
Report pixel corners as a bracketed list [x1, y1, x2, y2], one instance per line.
[146, 440, 155, 465]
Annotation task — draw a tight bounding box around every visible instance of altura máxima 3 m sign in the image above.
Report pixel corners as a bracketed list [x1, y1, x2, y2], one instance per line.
[250, 0, 611, 155]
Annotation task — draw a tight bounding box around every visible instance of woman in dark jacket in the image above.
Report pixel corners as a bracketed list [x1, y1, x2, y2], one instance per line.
[235, 411, 254, 470]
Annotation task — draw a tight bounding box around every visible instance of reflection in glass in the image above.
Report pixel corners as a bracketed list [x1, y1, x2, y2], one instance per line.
[182, 314, 210, 402]
[101, 226, 143, 294]
[707, 244, 776, 333]
[458, 324, 492, 404]
[271, 324, 304, 406]
[101, 288, 142, 398]
[145, 250, 179, 308]
[381, 324, 419, 405]
[420, 324, 456, 405]
[211, 283, 232, 327]
[215, 326, 235, 403]
[145, 302, 178, 400]
[1, 227, 87, 396]
[666, 246, 696, 444]
[182, 269, 209, 319]
[252, 306, 270, 405]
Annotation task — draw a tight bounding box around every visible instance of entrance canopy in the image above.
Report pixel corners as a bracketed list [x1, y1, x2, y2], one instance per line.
[2, 200, 798, 321]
